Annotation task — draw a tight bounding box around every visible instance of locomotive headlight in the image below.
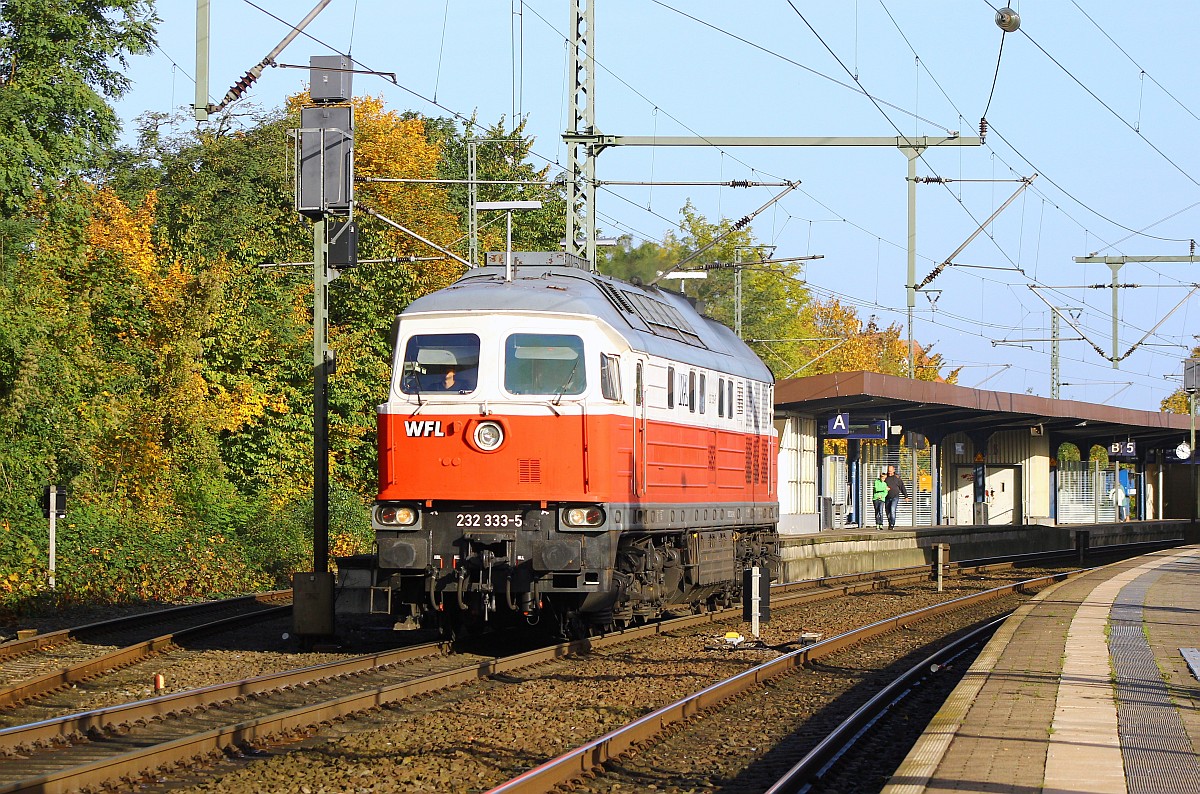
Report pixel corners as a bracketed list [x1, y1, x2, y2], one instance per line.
[473, 421, 505, 451]
[376, 504, 417, 526]
[563, 505, 605, 527]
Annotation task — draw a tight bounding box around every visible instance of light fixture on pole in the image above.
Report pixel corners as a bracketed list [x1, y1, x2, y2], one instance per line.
[477, 200, 542, 281]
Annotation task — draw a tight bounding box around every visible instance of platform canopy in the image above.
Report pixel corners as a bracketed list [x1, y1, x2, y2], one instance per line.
[775, 371, 1191, 452]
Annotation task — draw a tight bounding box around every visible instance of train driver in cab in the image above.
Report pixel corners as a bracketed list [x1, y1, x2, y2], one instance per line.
[440, 366, 475, 392]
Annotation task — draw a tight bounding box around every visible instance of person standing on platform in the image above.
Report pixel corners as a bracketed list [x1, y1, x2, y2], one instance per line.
[872, 472, 889, 529]
[1109, 480, 1128, 521]
[884, 465, 909, 530]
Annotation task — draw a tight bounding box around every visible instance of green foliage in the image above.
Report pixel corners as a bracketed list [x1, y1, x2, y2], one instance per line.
[1056, 443, 1081, 463]
[0, 93, 467, 617]
[0, 0, 156, 215]
[0, 71, 963, 622]
[0, 500, 275, 620]
[1160, 345, 1199, 413]
[431, 115, 567, 262]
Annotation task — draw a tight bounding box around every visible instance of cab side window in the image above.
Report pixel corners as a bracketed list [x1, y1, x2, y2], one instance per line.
[600, 354, 622, 401]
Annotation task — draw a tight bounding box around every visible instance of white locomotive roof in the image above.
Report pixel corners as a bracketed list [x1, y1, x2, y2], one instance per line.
[401, 265, 773, 382]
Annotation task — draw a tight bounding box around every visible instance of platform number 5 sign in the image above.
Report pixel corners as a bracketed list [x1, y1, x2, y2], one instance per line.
[1108, 441, 1136, 458]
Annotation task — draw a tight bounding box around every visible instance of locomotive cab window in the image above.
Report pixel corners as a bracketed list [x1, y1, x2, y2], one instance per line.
[399, 333, 480, 395]
[505, 333, 586, 396]
[600, 354, 622, 401]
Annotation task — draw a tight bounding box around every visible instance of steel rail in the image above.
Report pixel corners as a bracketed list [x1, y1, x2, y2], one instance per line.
[0, 543, 1168, 793]
[483, 570, 1077, 794]
[763, 614, 1010, 794]
[0, 636, 453, 754]
[0, 637, 598, 794]
[0, 591, 291, 661]
[0, 603, 291, 709]
[0, 565, 1019, 793]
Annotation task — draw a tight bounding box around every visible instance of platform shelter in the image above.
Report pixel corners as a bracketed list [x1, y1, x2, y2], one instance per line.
[773, 371, 1195, 534]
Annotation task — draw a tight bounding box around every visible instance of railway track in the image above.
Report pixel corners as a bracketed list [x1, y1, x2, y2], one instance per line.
[0, 541, 1174, 793]
[0, 593, 292, 716]
[484, 575, 1064, 793]
[764, 616, 1001, 794]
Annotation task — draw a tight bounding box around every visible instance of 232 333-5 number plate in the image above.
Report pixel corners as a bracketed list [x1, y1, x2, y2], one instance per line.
[455, 512, 524, 529]
[424, 508, 549, 535]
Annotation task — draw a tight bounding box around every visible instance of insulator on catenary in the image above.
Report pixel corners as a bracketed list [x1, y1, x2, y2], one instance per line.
[979, 117, 988, 143]
[209, 64, 265, 114]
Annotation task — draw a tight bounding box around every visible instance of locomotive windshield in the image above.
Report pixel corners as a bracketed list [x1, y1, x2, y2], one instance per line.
[399, 333, 480, 395]
[504, 333, 586, 396]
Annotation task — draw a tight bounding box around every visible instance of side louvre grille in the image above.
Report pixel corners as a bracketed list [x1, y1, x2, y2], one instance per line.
[519, 459, 542, 483]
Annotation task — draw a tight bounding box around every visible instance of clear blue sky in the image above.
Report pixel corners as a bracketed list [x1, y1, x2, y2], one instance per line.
[113, 1, 1200, 413]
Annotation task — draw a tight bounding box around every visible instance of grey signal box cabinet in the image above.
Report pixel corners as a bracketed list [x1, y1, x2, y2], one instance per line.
[310, 55, 353, 103]
[296, 105, 353, 218]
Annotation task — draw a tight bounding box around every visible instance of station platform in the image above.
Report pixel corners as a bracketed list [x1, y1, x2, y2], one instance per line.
[778, 520, 1189, 582]
[883, 544, 1200, 794]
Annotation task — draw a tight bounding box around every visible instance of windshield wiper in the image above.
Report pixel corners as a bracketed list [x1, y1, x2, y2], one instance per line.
[403, 371, 424, 406]
[553, 360, 580, 406]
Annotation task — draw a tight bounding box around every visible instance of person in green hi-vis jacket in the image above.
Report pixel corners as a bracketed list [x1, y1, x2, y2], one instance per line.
[872, 471, 889, 529]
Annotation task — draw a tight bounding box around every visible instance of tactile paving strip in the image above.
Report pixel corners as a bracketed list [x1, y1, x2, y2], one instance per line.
[1110, 560, 1200, 794]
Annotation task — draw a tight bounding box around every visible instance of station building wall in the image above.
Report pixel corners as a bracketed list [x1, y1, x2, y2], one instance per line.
[775, 412, 1056, 531]
[775, 413, 819, 534]
[939, 430, 1052, 525]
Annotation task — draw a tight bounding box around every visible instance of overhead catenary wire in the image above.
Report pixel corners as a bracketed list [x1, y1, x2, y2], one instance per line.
[205, 2, 1193, 402]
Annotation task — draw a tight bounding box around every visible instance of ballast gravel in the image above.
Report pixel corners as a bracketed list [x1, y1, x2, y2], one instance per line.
[118, 569, 1050, 794]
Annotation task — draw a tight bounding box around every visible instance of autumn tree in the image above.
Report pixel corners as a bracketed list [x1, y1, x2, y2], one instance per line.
[1161, 345, 1199, 413]
[600, 201, 951, 382]
[0, 0, 155, 216]
[429, 115, 567, 262]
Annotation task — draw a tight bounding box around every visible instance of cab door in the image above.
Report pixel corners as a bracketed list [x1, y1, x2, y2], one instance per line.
[633, 359, 648, 496]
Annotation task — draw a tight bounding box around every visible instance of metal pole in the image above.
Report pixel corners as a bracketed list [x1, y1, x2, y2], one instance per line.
[468, 140, 478, 267]
[735, 249, 743, 339]
[194, 0, 210, 121]
[750, 566, 760, 639]
[911, 444, 918, 527]
[1109, 263, 1121, 369]
[48, 485, 57, 591]
[1191, 391, 1196, 523]
[906, 148, 920, 378]
[1051, 309, 1061, 399]
[313, 219, 329, 575]
[505, 211, 514, 281]
[566, 0, 596, 267]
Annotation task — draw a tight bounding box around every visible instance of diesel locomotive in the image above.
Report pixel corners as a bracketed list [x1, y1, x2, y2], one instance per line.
[358, 252, 779, 635]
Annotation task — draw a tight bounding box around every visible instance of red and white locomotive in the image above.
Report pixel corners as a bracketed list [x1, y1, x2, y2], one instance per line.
[367, 252, 778, 635]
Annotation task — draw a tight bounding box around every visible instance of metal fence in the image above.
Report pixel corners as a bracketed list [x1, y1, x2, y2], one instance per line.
[1057, 460, 1119, 523]
[861, 444, 934, 527]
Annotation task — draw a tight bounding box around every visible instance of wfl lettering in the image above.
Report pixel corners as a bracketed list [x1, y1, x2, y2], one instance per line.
[404, 420, 445, 437]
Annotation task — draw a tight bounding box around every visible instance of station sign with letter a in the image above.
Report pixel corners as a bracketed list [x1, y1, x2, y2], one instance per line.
[825, 414, 887, 439]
